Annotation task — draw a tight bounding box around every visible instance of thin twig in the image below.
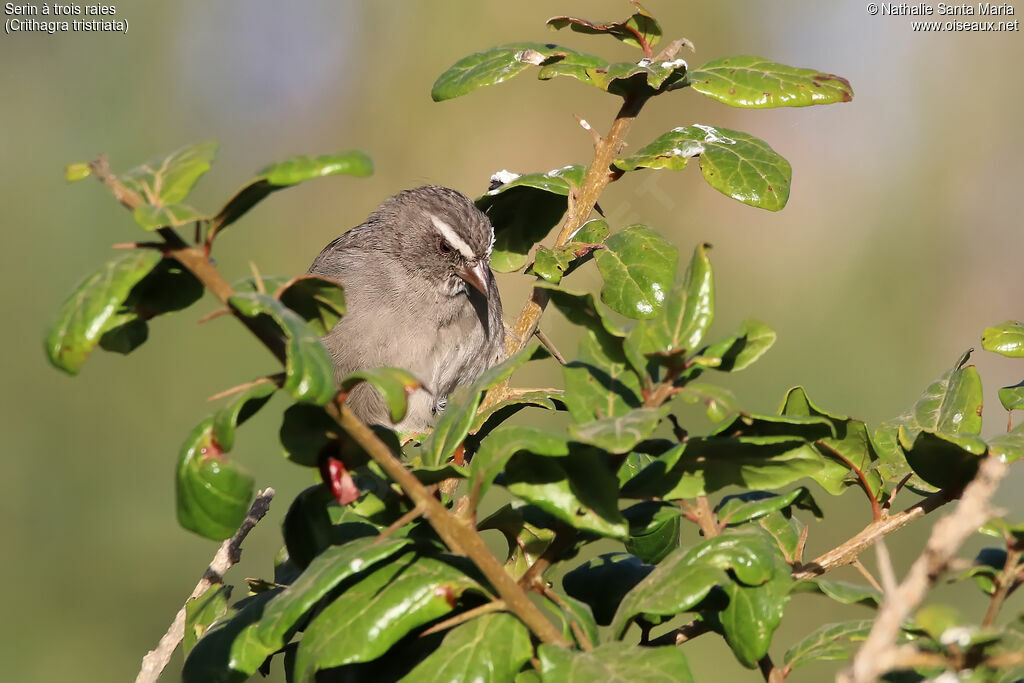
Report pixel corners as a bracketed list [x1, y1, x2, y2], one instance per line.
[419, 600, 507, 637]
[645, 619, 712, 646]
[542, 586, 594, 651]
[534, 328, 567, 365]
[206, 375, 282, 402]
[840, 456, 1009, 683]
[982, 546, 1022, 628]
[134, 488, 275, 683]
[852, 558, 884, 594]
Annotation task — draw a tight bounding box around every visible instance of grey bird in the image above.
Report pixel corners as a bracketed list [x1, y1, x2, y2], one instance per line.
[309, 185, 505, 433]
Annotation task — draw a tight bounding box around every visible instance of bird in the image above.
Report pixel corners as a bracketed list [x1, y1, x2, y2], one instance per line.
[308, 185, 505, 433]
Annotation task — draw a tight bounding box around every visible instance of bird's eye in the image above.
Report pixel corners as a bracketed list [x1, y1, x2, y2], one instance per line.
[438, 237, 453, 255]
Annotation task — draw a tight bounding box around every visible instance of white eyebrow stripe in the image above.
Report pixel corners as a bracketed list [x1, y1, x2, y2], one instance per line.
[430, 214, 475, 260]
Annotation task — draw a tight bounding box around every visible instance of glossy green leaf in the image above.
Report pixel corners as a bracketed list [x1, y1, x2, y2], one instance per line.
[624, 243, 714, 375]
[568, 407, 666, 453]
[540, 283, 627, 355]
[791, 579, 882, 608]
[506, 447, 628, 539]
[756, 511, 806, 563]
[623, 502, 682, 564]
[476, 166, 585, 272]
[594, 225, 678, 320]
[276, 275, 346, 337]
[902, 429, 986, 490]
[982, 321, 1024, 357]
[281, 485, 335, 570]
[341, 367, 421, 424]
[987, 425, 1024, 464]
[718, 556, 792, 668]
[563, 553, 654, 626]
[621, 433, 849, 500]
[538, 642, 694, 683]
[689, 319, 777, 374]
[182, 589, 280, 683]
[615, 125, 791, 211]
[469, 425, 569, 505]
[432, 42, 605, 101]
[228, 292, 335, 405]
[400, 612, 532, 683]
[176, 418, 254, 541]
[528, 241, 605, 285]
[293, 554, 487, 682]
[218, 536, 410, 677]
[420, 342, 549, 468]
[279, 403, 338, 467]
[184, 585, 232, 655]
[998, 381, 1024, 411]
[562, 330, 643, 425]
[45, 251, 162, 374]
[133, 202, 207, 231]
[716, 487, 820, 526]
[784, 619, 875, 669]
[611, 530, 779, 637]
[711, 411, 835, 441]
[470, 388, 566, 442]
[675, 382, 738, 422]
[544, 588, 601, 649]
[687, 56, 853, 108]
[119, 142, 218, 204]
[478, 504, 558, 579]
[212, 151, 372, 236]
[211, 381, 276, 453]
[547, 1, 662, 52]
[572, 218, 610, 244]
[585, 59, 689, 95]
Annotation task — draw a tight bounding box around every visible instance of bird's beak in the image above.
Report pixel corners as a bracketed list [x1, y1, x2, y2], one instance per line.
[457, 260, 489, 296]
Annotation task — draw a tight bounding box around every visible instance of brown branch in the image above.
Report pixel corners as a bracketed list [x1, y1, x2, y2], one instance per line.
[645, 619, 712, 646]
[419, 599, 506, 637]
[541, 586, 594, 651]
[817, 441, 882, 521]
[134, 488, 275, 683]
[792, 486, 955, 580]
[982, 546, 1022, 628]
[839, 456, 1009, 683]
[695, 496, 720, 538]
[90, 160, 571, 650]
[535, 328, 567, 365]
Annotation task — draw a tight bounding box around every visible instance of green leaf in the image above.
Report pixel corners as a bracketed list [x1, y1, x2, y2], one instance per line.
[540, 283, 627, 356]
[547, 2, 662, 52]
[624, 242, 714, 374]
[784, 619, 875, 669]
[902, 429, 986, 490]
[65, 161, 91, 182]
[476, 166, 585, 272]
[184, 585, 232, 656]
[276, 275, 346, 337]
[538, 642, 694, 683]
[623, 502, 682, 564]
[469, 388, 566, 442]
[133, 202, 207, 231]
[341, 367, 421, 424]
[987, 425, 1024, 464]
[281, 485, 335, 570]
[400, 613, 533, 683]
[791, 579, 882, 608]
[420, 342, 548, 467]
[279, 403, 338, 467]
[528, 240, 605, 285]
[469, 425, 569, 505]
[716, 487, 820, 527]
[718, 560, 792, 668]
[432, 43, 606, 101]
[505, 447, 629, 539]
[211, 381, 276, 453]
[568, 407, 666, 454]
[983, 321, 1024, 357]
[615, 125, 792, 211]
[292, 554, 487, 682]
[214, 536, 410, 678]
[756, 511, 806, 563]
[611, 530, 779, 638]
[563, 553, 654, 626]
[183, 589, 280, 683]
[686, 56, 854, 108]
[998, 381, 1024, 411]
[176, 418, 254, 541]
[119, 142, 218, 204]
[478, 504, 558, 579]
[675, 383, 738, 423]
[212, 151, 372, 236]
[45, 250, 162, 374]
[585, 60, 690, 96]
[689, 319, 777, 374]
[595, 225, 678, 319]
[228, 292, 336, 405]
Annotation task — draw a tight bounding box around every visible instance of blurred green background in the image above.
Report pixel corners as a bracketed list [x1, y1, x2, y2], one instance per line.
[2, 1, 1022, 681]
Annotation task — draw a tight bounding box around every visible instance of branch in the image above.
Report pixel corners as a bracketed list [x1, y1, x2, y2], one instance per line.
[792, 486, 955, 580]
[839, 456, 1009, 683]
[982, 545, 1022, 628]
[134, 488, 275, 683]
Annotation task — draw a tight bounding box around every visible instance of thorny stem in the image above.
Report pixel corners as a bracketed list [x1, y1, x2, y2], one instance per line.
[90, 158, 572, 650]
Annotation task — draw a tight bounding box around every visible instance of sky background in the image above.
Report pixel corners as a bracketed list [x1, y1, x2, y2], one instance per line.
[1, 1, 1022, 681]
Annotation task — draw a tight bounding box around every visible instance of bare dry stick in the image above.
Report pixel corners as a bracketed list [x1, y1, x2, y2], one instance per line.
[135, 488, 275, 683]
[839, 456, 1009, 683]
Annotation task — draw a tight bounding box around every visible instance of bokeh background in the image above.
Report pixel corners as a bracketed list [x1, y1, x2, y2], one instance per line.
[2, 1, 1022, 681]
